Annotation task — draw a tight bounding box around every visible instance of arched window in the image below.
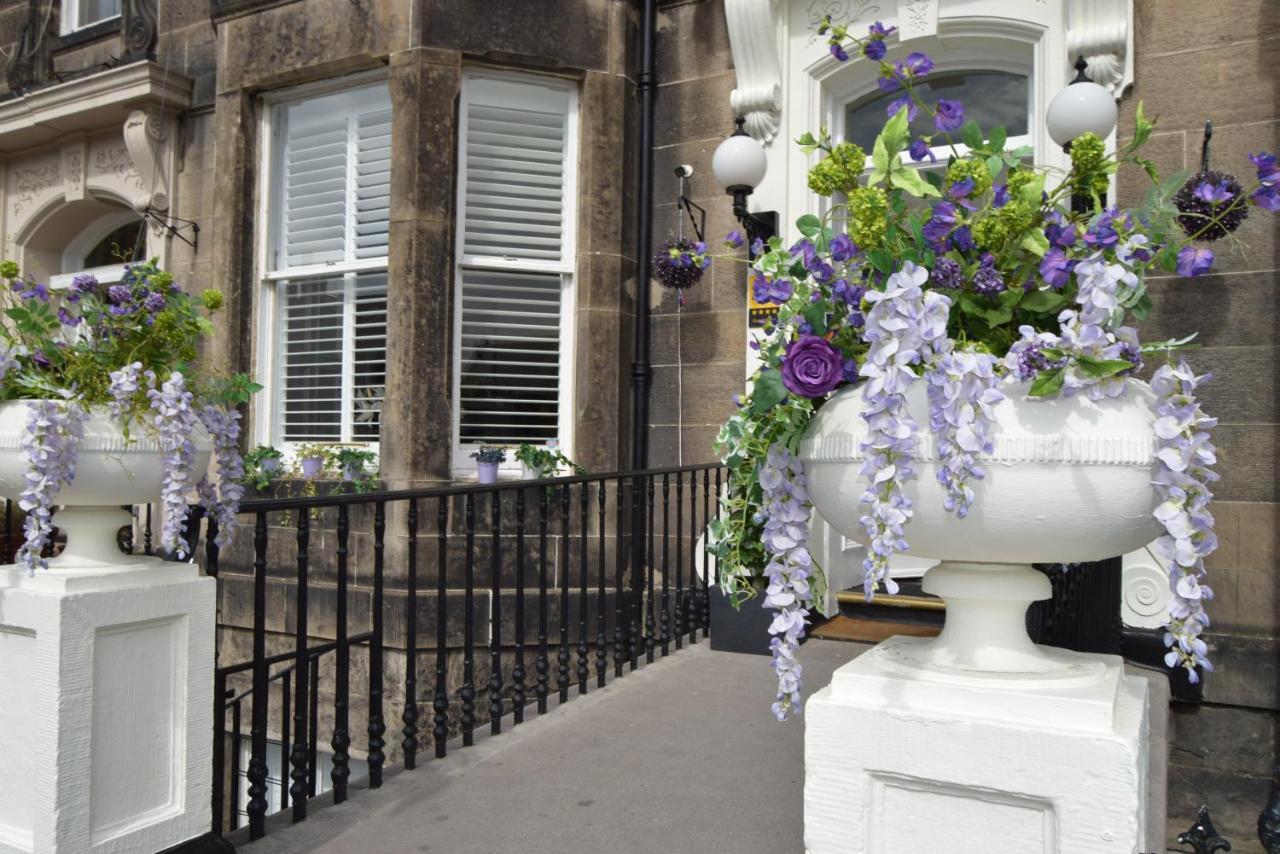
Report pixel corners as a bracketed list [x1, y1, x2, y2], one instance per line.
[33, 204, 146, 289]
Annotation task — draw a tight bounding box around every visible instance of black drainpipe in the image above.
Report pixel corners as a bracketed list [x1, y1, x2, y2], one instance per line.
[628, 0, 658, 655]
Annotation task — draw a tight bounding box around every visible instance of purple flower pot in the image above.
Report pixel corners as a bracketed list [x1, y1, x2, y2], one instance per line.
[300, 457, 324, 478]
[477, 460, 499, 484]
[342, 462, 361, 482]
[260, 457, 282, 475]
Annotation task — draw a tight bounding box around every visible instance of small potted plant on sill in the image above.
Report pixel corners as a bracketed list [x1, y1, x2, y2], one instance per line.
[295, 443, 330, 479]
[470, 446, 507, 484]
[243, 445, 284, 493]
[515, 441, 584, 480]
[332, 447, 378, 493]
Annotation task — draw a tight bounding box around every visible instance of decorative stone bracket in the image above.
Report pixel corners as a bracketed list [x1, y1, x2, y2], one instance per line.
[123, 106, 175, 234]
[1067, 0, 1134, 97]
[725, 0, 783, 143]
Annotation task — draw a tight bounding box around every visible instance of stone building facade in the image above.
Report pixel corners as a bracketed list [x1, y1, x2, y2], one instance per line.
[0, 0, 1274, 845]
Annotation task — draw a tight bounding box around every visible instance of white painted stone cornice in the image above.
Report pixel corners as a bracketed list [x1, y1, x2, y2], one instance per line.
[725, 0, 784, 143]
[0, 61, 192, 155]
[1066, 0, 1134, 97]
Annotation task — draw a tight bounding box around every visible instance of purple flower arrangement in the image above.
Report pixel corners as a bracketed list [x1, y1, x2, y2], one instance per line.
[653, 238, 711, 304]
[708, 16, 1280, 714]
[1, 259, 259, 567]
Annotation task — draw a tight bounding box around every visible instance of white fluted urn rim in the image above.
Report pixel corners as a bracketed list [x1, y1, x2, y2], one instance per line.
[798, 378, 1162, 564]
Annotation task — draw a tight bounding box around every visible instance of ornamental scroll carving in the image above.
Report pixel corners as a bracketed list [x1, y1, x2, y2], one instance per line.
[11, 162, 60, 219]
[1067, 0, 1134, 97]
[121, 0, 159, 60]
[725, 0, 784, 143]
[122, 107, 173, 232]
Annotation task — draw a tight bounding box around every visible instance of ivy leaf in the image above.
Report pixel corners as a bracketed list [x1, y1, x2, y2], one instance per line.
[803, 303, 829, 336]
[751, 370, 788, 415]
[796, 214, 822, 238]
[1075, 356, 1136, 379]
[1020, 289, 1068, 313]
[988, 125, 1007, 153]
[1020, 229, 1050, 257]
[961, 120, 983, 151]
[889, 160, 941, 198]
[1029, 367, 1065, 397]
[986, 155, 1004, 178]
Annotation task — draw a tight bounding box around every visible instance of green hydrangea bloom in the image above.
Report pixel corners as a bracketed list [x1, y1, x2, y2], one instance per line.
[847, 186, 888, 249]
[1007, 168, 1036, 197]
[945, 159, 992, 200]
[1070, 132, 1111, 197]
[973, 199, 1035, 250]
[0, 260, 18, 279]
[808, 142, 866, 197]
[202, 289, 225, 311]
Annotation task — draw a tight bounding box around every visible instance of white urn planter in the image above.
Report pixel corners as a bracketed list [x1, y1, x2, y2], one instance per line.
[0, 402, 218, 854]
[798, 380, 1168, 854]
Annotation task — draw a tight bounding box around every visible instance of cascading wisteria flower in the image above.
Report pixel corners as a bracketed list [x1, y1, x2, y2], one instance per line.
[107, 361, 151, 419]
[856, 262, 950, 595]
[757, 444, 815, 721]
[16, 400, 88, 574]
[198, 404, 246, 548]
[925, 350, 1004, 518]
[148, 372, 199, 559]
[1149, 359, 1219, 682]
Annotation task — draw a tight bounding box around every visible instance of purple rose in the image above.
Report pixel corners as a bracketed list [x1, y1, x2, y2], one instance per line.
[781, 335, 844, 398]
[1176, 245, 1214, 277]
[933, 99, 964, 132]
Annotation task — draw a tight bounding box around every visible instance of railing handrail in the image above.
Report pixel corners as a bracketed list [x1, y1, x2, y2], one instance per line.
[235, 462, 722, 513]
[218, 631, 374, 685]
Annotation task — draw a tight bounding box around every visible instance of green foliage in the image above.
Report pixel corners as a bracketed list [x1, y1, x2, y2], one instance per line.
[808, 141, 867, 197]
[242, 445, 285, 491]
[514, 443, 585, 479]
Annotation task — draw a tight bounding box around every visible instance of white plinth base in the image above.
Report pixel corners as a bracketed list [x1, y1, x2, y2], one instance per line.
[805, 637, 1161, 854]
[0, 557, 214, 854]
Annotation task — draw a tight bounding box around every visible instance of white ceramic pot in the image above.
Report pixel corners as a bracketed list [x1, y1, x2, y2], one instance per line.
[0, 401, 213, 566]
[798, 378, 1162, 676]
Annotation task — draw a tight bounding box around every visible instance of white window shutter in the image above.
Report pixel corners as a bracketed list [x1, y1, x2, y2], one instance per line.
[279, 277, 345, 442]
[354, 106, 392, 260]
[461, 78, 572, 264]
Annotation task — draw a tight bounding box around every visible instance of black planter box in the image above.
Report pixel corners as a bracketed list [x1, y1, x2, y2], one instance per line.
[709, 587, 780, 656]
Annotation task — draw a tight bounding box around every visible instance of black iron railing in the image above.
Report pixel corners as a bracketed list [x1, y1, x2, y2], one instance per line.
[198, 464, 723, 841]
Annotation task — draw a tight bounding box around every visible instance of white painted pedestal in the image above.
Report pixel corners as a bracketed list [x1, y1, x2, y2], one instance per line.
[0, 557, 215, 854]
[804, 563, 1165, 854]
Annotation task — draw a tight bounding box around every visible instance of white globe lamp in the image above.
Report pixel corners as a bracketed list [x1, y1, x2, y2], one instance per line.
[1046, 56, 1118, 148]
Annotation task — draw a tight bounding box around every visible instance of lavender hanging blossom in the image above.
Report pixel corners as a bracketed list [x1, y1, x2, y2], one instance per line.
[16, 400, 88, 573]
[1150, 359, 1218, 682]
[107, 361, 152, 420]
[148, 372, 200, 559]
[198, 405, 246, 548]
[857, 262, 950, 596]
[925, 350, 1004, 518]
[757, 444, 815, 721]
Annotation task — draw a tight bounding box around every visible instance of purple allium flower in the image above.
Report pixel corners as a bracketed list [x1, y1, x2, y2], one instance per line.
[933, 98, 964, 132]
[654, 238, 709, 295]
[753, 275, 793, 305]
[144, 292, 167, 313]
[781, 335, 844, 398]
[71, 273, 98, 294]
[830, 42, 849, 61]
[1176, 245, 1214, 277]
[829, 233, 857, 262]
[887, 97, 918, 122]
[930, 257, 963, 289]
[862, 39, 885, 60]
[725, 229, 745, 248]
[908, 138, 935, 163]
[1039, 248, 1075, 290]
[971, 254, 1005, 296]
[106, 284, 132, 306]
[1174, 170, 1248, 240]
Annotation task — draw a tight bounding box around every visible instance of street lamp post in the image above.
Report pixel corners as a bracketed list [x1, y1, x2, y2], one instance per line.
[1046, 56, 1118, 214]
[712, 117, 777, 257]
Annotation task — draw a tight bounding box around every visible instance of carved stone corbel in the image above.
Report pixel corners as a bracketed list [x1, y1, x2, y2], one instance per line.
[121, 0, 159, 61]
[122, 107, 171, 233]
[725, 0, 784, 143]
[1066, 0, 1134, 97]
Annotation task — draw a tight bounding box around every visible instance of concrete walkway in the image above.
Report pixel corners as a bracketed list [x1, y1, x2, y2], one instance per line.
[239, 639, 862, 854]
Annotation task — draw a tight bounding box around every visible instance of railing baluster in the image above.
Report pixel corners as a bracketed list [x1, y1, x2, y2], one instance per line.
[536, 489, 550, 713]
[675, 472, 684, 650]
[212, 675, 227, 835]
[205, 513, 220, 576]
[577, 483, 589, 694]
[613, 478, 627, 679]
[702, 469, 711, 637]
[3, 499, 12, 563]
[712, 468, 721, 638]
[280, 670, 291, 810]
[513, 489, 527, 724]
[433, 496, 449, 759]
[331, 505, 351, 803]
[246, 511, 269, 839]
[368, 501, 386, 787]
[461, 494, 476, 746]
[595, 482, 608, 688]
[688, 471, 700, 644]
[660, 473, 671, 657]
[645, 475, 656, 664]
[404, 498, 419, 769]
[230, 698, 241, 831]
[489, 490, 504, 735]
[307, 657, 319, 797]
[629, 474, 641, 671]
[290, 512, 309, 821]
[144, 503, 153, 555]
[557, 484, 571, 703]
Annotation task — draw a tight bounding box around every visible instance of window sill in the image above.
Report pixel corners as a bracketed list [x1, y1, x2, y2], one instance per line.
[53, 18, 121, 53]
